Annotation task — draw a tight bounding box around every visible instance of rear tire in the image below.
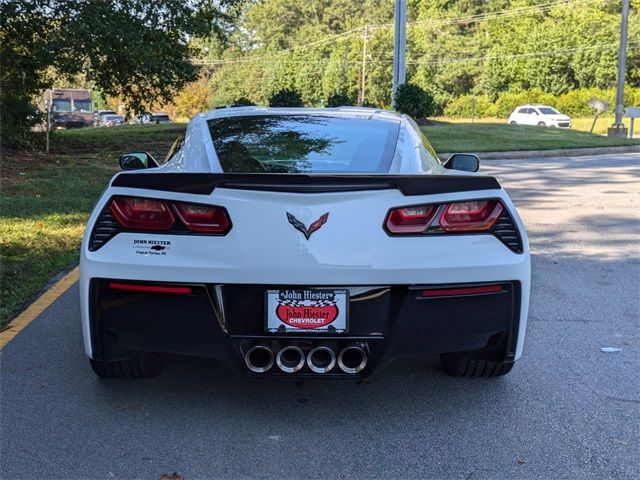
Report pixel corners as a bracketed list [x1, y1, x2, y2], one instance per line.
[509, 121, 517, 125]
[440, 354, 514, 378]
[537, 121, 546, 127]
[90, 353, 164, 379]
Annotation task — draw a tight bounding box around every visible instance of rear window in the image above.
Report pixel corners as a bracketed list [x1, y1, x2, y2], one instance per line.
[207, 115, 400, 173]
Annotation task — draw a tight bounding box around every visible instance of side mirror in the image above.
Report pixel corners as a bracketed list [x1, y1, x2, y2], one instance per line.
[444, 153, 480, 172]
[119, 152, 159, 170]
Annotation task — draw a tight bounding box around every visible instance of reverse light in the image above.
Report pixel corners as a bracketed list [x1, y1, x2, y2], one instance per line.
[174, 202, 231, 234]
[439, 200, 503, 232]
[385, 205, 437, 234]
[109, 197, 175, 230]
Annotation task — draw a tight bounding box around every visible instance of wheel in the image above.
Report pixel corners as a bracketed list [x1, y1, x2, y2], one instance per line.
[90, 353, 164, 379]
[440, 353, 514, 378]
[537, 121, 546, 127]
[509, 121, 517, 125]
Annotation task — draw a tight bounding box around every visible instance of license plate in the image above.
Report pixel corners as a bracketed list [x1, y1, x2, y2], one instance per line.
[265, 289, 348, 333]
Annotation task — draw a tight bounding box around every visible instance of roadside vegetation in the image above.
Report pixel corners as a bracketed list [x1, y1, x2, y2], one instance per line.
[0, 125, 185, 327]
[424, 123, 639, 153]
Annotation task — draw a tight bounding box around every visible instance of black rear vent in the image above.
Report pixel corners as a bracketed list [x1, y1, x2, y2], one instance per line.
[491, 210, 523, 253]
[89, 206, 121, 251]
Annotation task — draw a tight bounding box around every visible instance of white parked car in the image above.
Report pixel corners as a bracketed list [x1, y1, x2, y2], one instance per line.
[80, 106, 530, 380]
[508, 104, 571, 128]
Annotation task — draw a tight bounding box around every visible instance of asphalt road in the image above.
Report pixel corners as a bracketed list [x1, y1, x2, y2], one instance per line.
[1, 153, 639, 480]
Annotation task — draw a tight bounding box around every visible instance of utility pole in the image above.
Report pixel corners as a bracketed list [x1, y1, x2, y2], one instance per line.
[392, 0, 407, 109]
[46, 89, 52, 157]
[608, 0, 629, 137]
[359, 25, 369, 106]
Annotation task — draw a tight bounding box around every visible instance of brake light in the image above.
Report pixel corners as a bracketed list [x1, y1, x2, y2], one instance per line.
[439, 200, 503, 232]
[174, 202, 231, 233]
[110, 197, 175, 230]
[385, 205, 437, 234]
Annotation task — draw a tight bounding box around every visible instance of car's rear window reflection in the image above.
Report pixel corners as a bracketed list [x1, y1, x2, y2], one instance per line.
[207, 115, 400, 173]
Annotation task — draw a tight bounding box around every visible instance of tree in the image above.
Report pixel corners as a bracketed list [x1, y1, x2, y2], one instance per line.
[0, 0, 245, 146]
[394, 83, 435, 119]
[326, 91, 355, 107]
[268, 89, 303, 107]
[173, 76, 211, 120]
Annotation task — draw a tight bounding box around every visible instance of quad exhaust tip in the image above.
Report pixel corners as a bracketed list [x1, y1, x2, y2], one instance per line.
[307, 346, 337, 374]
[245, 345, 275, 373]
[276, 345, 305, 373]
[337, 346, 368, 374]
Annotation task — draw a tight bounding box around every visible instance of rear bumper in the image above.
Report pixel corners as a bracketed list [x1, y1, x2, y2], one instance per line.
[88, 279, 523, 378]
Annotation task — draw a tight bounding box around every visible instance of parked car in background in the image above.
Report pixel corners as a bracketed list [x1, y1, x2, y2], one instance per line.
[136, 112, 172, 124]
[94, 109, 117, 127]
[43, 88, 93, 128]
[101, 114, 125, 127]
[508, 105, 571, 128]
[150, 112, 171, 124]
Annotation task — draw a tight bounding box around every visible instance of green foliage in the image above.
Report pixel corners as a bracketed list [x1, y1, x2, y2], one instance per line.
[202, 0, 639, 117]
[268, 89, 303, 107]
[444, 95, 496, 118]
[231, 97, 257, 107]
[0, 0, 246, 147]
[325, 91, 355, 107]
[394, 83, 435, 119]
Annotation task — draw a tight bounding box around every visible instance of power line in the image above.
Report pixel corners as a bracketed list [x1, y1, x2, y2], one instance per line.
[197, 42, 638, 68]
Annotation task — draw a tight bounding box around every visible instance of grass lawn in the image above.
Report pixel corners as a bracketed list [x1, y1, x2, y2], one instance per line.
[423, 122, 639, 153]
[0, 124, 186, 327]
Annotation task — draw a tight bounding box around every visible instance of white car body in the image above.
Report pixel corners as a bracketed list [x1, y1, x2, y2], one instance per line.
[508, 104, 571, 128]
[80, 107, 530, 379]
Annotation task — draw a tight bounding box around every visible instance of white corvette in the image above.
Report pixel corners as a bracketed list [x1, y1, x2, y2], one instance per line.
[80, 107, 530, 380]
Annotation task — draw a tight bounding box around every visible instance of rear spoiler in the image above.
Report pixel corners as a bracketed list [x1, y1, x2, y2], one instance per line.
[111, 173, 501, 196]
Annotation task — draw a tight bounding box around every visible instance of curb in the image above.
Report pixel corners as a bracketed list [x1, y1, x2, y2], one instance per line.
[438, 144, 640, 161]
[0, 266, 79, 348]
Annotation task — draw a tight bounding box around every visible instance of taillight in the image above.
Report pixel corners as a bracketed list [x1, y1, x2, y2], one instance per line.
[174, 202, 230, 234]
[108, 196, 231, 234]
[109, 197, 175, 230]
[439, 200, 503, 232]
[385, 205, 437, 234]
[385, 199, 505, 235]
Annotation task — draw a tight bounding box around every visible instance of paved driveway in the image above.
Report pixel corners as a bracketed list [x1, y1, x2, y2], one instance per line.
[1, 153, 638, 479]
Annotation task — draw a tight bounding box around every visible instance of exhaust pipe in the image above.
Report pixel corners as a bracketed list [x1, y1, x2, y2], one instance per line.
[337, 345, 367, 374]
[244, 344, 274, 373]
[307, 345, 337, 374]
[276, 344, 305, 373]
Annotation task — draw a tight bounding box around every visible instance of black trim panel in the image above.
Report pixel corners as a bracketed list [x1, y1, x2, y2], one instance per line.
[90, 279, 521, 376]
[111, 173, 501, 196]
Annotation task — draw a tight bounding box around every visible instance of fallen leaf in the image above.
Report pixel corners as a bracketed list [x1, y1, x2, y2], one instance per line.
[516, 458, 526, 465]
[160, 473, 183, 480]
